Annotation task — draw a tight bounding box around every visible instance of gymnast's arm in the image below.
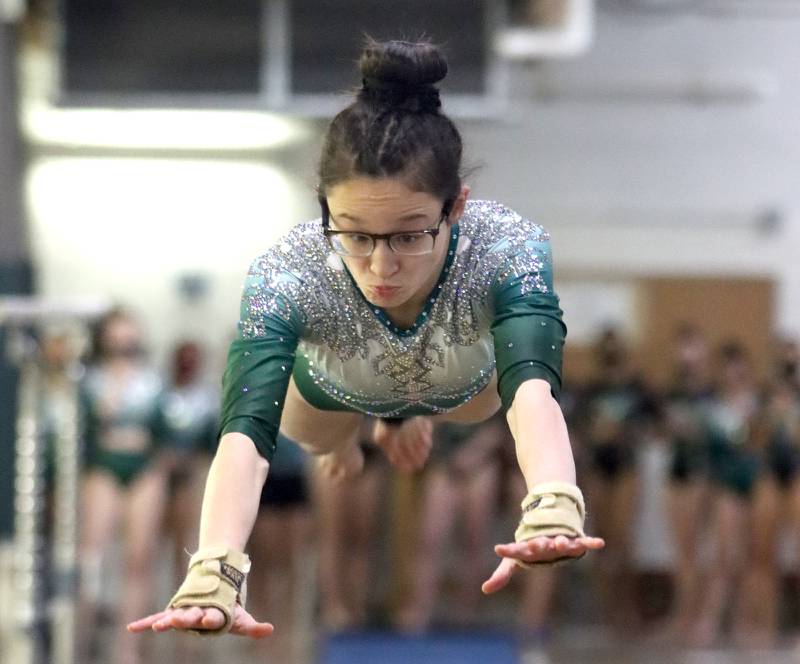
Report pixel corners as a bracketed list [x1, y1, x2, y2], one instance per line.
[198, 433, 268, 554]
[485, 237, 576, 492]
[127, 335, 292, 638]
[480, 236, 604, 592]
[128, 262, 301, 637]
[506, 378, 575, 488]
[126, 431, 275, 637]
[195, 272, 302, 556]
[481, 382, 605, 594]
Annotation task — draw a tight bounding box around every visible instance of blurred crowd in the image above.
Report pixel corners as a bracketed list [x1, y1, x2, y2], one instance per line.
[35, 308, 800, 663]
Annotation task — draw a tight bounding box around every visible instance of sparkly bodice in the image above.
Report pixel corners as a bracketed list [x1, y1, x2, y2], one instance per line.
[158, 382, 219, 453]
[220, 200, 566, 460]
[81, 366, 163, 456]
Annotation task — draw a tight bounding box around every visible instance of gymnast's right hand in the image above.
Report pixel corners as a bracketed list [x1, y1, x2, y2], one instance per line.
[127, 604, 273, 638]
[127, 546, 272, 638]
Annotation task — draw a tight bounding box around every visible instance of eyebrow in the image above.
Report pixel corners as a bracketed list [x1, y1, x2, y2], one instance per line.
[335, 211, 430, 224]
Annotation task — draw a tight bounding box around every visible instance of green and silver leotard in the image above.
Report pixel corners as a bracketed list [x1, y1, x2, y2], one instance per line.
[220, 200, 566, 461]
[81, 366, 163, 486]
[705, 395, 761, 498]
[158, 382, 219, 456]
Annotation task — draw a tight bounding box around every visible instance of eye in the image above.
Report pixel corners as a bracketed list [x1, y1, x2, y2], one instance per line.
[394, 233, 424, 246]
[346, 233, 372, 244]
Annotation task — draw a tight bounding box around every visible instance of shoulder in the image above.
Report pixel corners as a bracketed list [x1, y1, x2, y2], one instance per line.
[238, 218, 335, 337]
[457, 201, 556, 294]
[459, 200, 550, 250]
[246, 218, 328, 281]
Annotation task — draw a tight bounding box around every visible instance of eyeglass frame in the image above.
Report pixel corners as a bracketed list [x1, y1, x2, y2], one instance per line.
[320, 197, 453, 257]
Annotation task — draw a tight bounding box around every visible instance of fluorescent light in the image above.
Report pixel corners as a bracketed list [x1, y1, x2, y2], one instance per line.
[22, 104, 308, 151]
[26, 157, 300, 280]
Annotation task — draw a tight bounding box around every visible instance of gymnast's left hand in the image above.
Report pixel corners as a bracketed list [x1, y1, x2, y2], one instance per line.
[481, 535, 605, 594]
[372, 416, 433, 472]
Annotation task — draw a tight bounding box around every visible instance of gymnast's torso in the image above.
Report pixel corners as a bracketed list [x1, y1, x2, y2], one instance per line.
[220, 200, 567, 458]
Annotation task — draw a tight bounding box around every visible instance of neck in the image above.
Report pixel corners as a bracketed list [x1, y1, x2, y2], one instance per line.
[383, 305, 422, 330]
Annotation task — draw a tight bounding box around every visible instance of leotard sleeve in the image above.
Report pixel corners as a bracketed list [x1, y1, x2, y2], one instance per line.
[489, 231, 566, 411]
[218, 257, 304, 461]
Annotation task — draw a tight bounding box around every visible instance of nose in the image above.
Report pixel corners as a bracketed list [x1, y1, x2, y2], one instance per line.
[369, 239, 400, 278]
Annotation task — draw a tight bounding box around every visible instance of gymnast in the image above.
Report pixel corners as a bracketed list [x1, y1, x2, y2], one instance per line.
[128, 38, 603, 638]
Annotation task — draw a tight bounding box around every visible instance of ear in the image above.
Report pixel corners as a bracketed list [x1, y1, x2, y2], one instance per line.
[448, 184, 470, 222]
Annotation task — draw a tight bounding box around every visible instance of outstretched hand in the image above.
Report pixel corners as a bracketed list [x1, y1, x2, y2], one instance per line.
[481, 535, 605, 594]
[372, 417, 433, 472]
[127, 604, 273, 639]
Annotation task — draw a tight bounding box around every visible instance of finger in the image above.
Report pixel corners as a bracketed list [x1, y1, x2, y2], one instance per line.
[393, 441, 415, 466]
[152, 608, 196, 632]
[580, 536, 606, 549]
[413, 435, 433, 458]
[415, 427, 432, 449]
[557, 538, 588, 558]
[495, 539, 550, 559]
[171, 606, 206, 629]
[407, 443, 429, 469]
[415, 417, 433, 438]
[496, 536, 604, 559]
[151, 619, 175, 633]
[496, 540, 558, 564]
[410, 418, 432, 442]
[372, 419, 388, 445]
[497, 540, 603, 565]
[391, 442, 419, 472]
[384, 445, 408, 470]
[553, 535, 579, 554]
[409, 434, 432, 463]
[199, 609, 226, 631]
[231, 611, 275, 638]
[127, 611, 169, 633]
[481, 557, 517, 595]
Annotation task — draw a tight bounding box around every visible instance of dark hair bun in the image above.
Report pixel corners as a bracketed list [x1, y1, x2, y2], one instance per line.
[360, 39, 448, 87]
[358, 39, 447, 112]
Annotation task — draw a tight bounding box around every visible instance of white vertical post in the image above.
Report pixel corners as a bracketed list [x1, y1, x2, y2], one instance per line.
[1, 298, 109, 664]
[50, 370, 80, 664]
[12, 331, 47, 664]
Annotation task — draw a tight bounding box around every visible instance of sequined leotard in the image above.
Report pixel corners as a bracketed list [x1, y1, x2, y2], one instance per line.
[220, 200, 566, 461]
[81, 366, 163, 485]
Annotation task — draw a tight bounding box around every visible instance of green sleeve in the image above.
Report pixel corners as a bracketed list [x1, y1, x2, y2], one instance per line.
[204, 412, 221, 455]
[218, 263, 303, 461]
[490, 236, 566, 412]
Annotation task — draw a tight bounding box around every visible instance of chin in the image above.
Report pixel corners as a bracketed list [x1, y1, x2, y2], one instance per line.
[367, 290, 407, 308]
[368, 294, 398, 306]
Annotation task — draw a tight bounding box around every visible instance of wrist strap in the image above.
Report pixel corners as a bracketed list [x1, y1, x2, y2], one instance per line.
[514, 482, 586, 568]
[168, 545, 251, 635]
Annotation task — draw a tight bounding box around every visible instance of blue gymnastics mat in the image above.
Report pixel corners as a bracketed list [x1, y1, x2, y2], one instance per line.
[319, 631, 519, 664]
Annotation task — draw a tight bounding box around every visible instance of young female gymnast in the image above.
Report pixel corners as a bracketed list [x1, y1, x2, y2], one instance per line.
[128, 38, 604, 639]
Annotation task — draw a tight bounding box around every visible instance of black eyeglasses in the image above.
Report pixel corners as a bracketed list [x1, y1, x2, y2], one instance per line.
[321, 199, 452, 257]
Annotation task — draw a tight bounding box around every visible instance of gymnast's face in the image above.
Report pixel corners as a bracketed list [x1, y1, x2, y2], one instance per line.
[325, 177, 467, 327]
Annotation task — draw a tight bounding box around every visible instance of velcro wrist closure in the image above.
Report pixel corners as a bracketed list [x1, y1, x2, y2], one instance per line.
[514, 482, 585, 568]
[168, 545, 251, 635]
